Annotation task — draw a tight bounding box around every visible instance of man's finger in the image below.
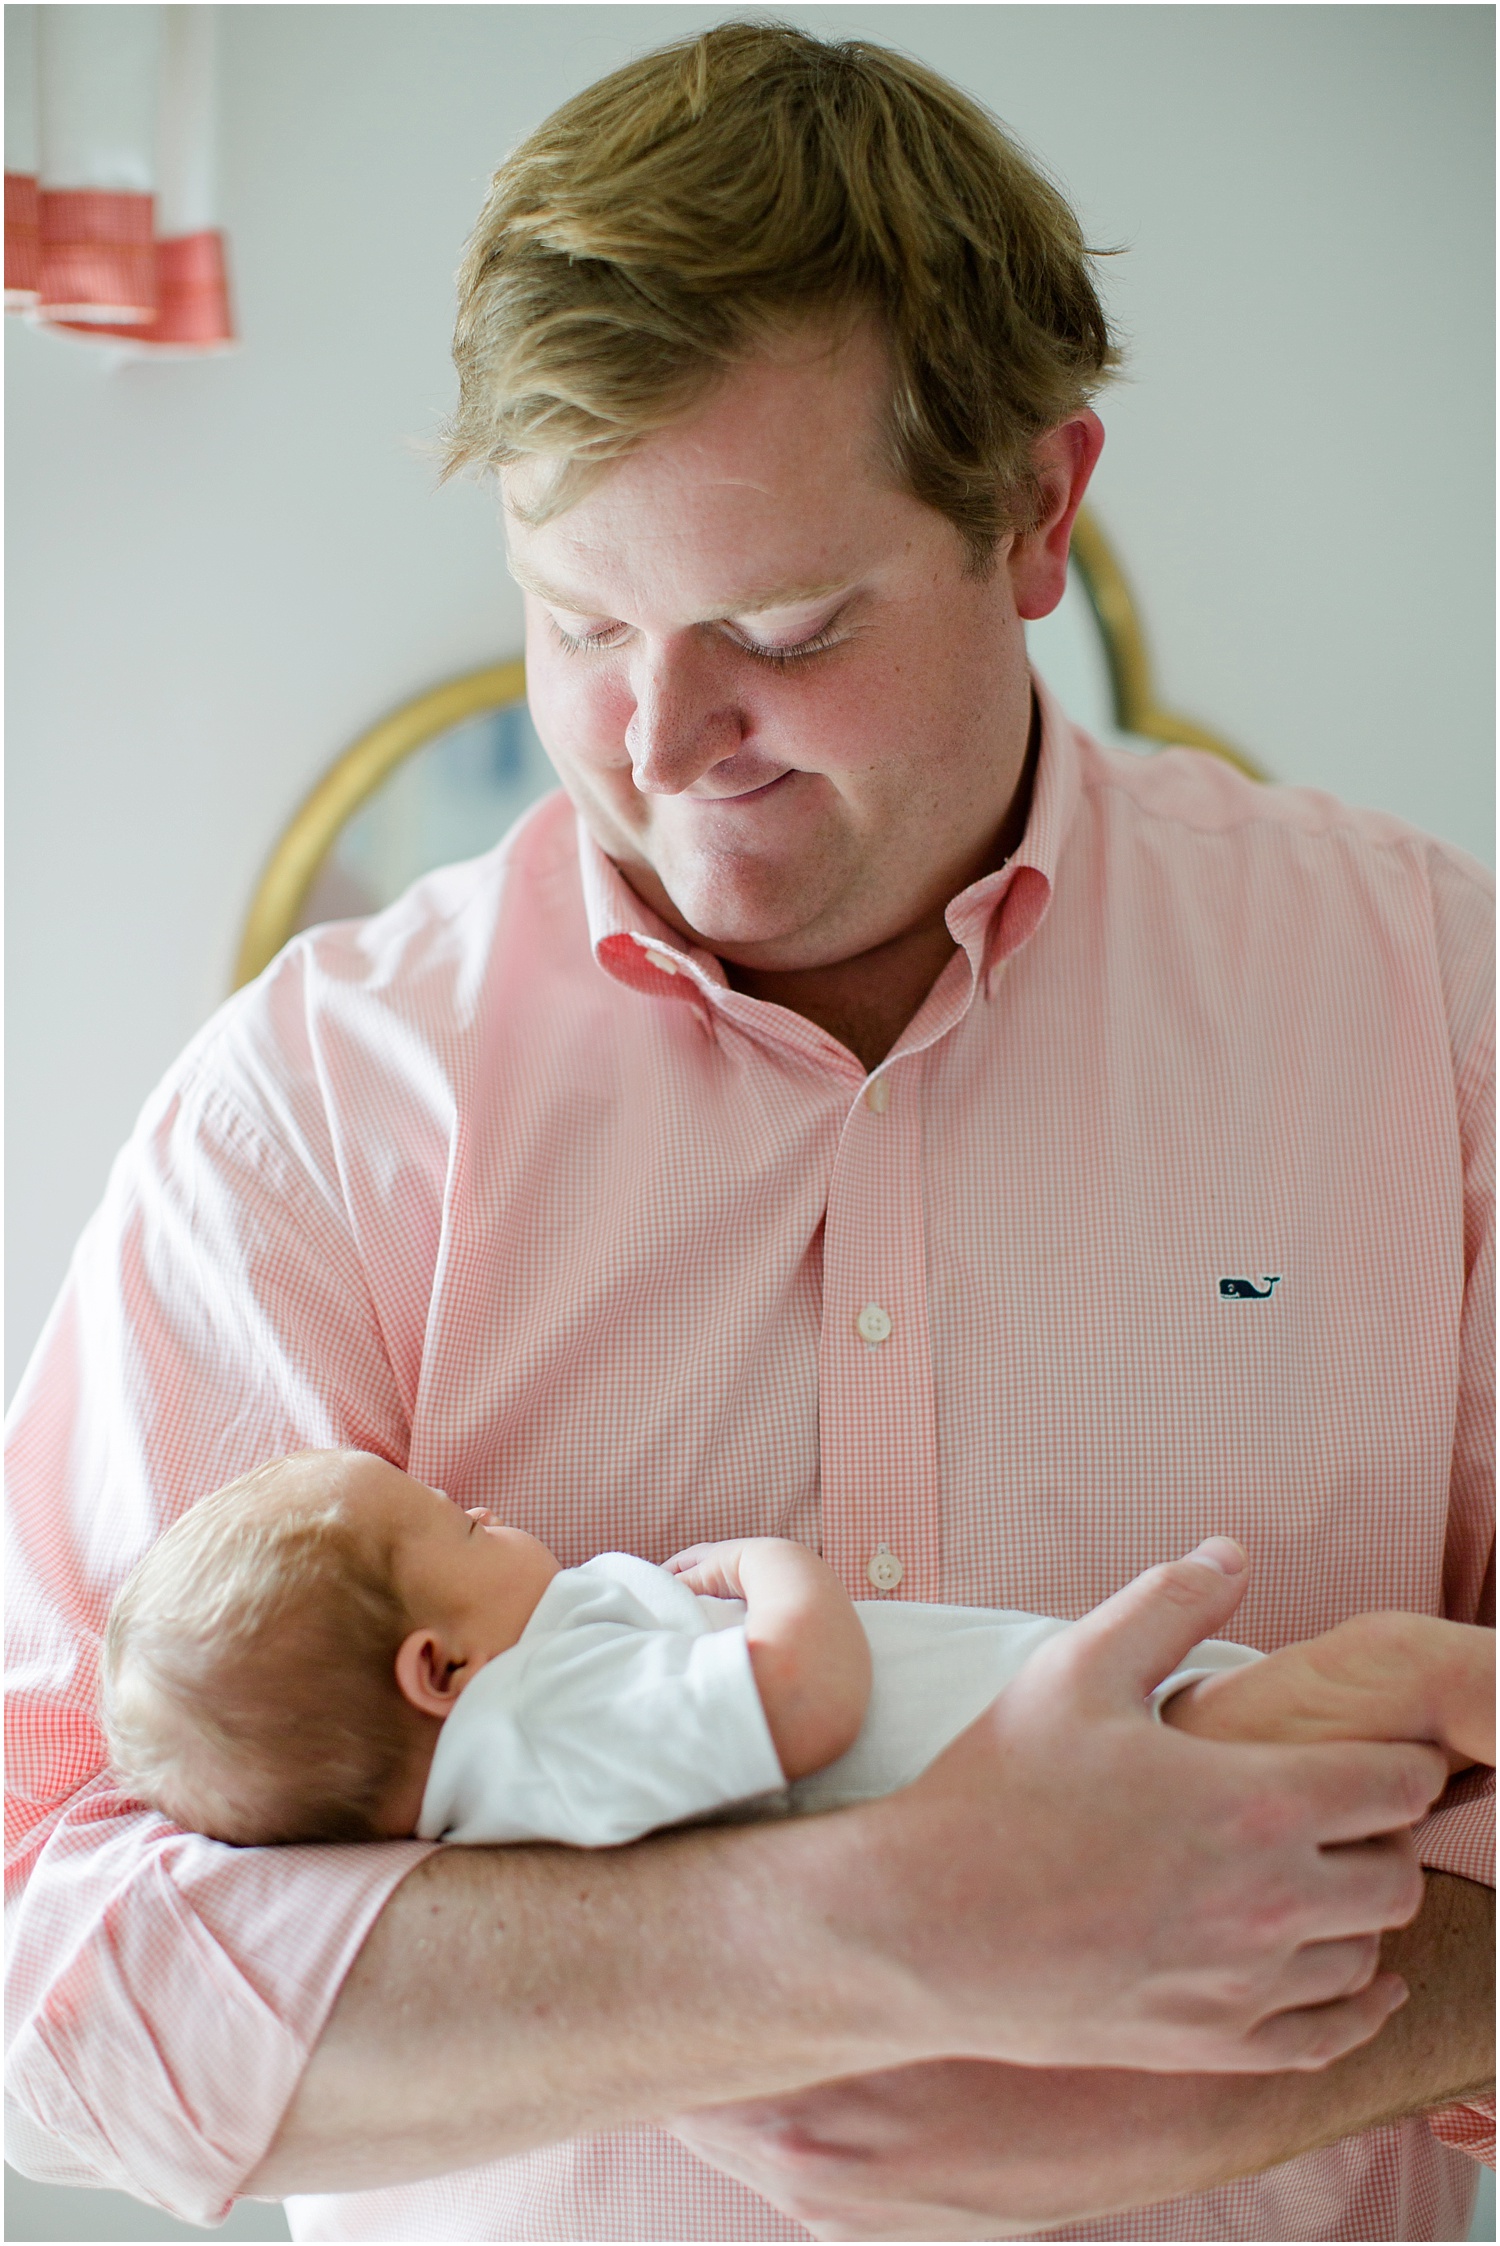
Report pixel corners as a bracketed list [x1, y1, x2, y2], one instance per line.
[1270, 1742, 1450, 1849]
[1236, 1973, 1410, 2073]
[1299, 1834, 1428, 1948]
[1034, 1539, 1252, 1709]
[1267, 1933, 1382, 2008]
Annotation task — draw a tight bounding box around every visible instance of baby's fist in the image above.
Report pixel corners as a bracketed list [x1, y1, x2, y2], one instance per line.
[663, 1541, 745, 1600]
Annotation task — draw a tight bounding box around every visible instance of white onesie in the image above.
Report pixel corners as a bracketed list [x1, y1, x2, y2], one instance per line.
[417, 1551, 1261, 1848]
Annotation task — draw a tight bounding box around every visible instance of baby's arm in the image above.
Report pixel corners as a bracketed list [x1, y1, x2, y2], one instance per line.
[1164, 1611, 1495, 1771]
[664, 1539, 873, 1781]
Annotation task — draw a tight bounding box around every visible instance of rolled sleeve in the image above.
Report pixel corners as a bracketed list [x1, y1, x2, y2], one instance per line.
[1426, 2090, 1496, 2168]
[6, 1790, 430, 2223]
[1410, 1770, 1496, 2170]
[5, 967, 442, 2218]
[1411, 845, 1497, 2168]
[1414, 1767, 1495, 1888]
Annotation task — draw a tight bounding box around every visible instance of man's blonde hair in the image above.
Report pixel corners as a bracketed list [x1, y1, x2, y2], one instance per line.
[101, 1455, 419, 1846]
[444, 20, 1119, 566]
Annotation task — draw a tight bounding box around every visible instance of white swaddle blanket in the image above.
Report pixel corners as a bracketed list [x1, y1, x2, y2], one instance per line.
[418, 1551, 1261, 1848]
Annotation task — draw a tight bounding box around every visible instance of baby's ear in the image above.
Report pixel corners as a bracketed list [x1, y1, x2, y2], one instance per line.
[394, 1628, 467, 1719]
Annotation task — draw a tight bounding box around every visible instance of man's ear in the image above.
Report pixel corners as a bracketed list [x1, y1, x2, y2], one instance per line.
[1006, 409, 1106, 623]
[394, 1627, 469, 1719]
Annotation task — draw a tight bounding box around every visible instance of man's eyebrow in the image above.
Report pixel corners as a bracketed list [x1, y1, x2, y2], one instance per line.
[505, 558, 589, 607]
[728, 579, 855, 618]
[506, 557, 856, 620]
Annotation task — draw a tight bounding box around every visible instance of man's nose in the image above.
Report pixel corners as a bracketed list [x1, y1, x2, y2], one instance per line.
[625, 641, 744, 795]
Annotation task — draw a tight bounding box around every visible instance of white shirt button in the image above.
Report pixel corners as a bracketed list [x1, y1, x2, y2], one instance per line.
[855, 1302, 893, 1346]
[643, 948, 679, 975]
[864, 1075, 890, 1113]
[866, 1542, 904, 1592]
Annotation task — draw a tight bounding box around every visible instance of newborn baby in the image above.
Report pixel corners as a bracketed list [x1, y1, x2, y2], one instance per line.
[101, 1450, 1494, 1849]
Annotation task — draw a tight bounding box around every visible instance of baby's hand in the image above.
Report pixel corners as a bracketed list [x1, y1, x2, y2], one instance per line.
[664, 1541, 747, 1601]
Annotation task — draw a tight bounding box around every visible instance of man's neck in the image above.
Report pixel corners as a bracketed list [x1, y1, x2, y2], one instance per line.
[725, 919, 963, 1073]
[724, 701, 1040, 1072]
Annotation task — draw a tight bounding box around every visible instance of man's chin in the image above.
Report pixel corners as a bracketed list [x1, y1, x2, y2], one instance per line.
[650, 861, 842, 963]
[673, 911, 820, 968]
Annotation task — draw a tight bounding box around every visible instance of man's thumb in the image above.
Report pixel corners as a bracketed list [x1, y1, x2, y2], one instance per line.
[1052, 1539, 1250, 1711]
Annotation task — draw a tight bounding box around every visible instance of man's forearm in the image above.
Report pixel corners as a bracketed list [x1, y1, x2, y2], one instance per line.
[248, 1833, 1488, 2214]
[1213, 1869, 1493, 2175]
[244, 1813, 900, 2198]
[670, 1872, 1495, 2242]
[1067, 1871, 1495, 2220]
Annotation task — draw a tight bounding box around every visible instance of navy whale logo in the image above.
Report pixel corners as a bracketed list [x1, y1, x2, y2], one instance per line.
[1219, 1275, 1282, 1301]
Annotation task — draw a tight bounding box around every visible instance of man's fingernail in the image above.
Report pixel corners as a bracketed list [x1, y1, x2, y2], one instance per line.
[1184, 1536, 1247, 1577]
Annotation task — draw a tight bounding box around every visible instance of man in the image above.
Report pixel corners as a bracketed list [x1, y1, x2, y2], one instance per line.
[6, 23, 1492, 2242]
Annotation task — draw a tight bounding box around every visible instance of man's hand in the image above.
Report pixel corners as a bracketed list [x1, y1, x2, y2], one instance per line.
[674, 1874, 1496, 2240]
[843, 1539, 1443, 2074]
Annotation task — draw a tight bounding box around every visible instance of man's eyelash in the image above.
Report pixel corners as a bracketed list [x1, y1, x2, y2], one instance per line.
[548, 619, 845, 664]
[739, 626, 843, 667]
[550, 621, 629, 655]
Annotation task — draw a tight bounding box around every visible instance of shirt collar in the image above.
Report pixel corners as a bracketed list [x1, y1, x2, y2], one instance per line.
[581, 666, 1082, 1004]
[579, 829, 731, 1003]
[945, 668, 1081, 990]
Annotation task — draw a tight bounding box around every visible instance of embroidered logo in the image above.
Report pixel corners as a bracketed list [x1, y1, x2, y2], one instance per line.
[1219, 1275, 1282, 1301]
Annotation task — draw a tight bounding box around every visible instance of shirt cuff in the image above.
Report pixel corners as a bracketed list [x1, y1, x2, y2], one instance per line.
[1414, 1769, 1495, 2170]
[7, 1806, 434, 2226]
[1427, 2087, 1495, 2169]
[1414, 1764, 1495, 1886]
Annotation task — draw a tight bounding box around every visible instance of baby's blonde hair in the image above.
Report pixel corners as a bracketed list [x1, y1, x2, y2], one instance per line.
[102, 1454, 421, 1845]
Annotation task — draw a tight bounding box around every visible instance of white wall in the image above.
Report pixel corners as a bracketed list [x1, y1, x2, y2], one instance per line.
[8, 3, 1494, 1400]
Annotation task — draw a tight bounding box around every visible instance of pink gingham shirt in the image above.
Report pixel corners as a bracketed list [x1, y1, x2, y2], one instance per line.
[6, 682, 1493, 2241]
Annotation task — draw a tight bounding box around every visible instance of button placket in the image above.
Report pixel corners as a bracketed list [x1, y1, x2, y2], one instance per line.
[816, 1068, 940, 1604]
[866, 1541, 904, 1592]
